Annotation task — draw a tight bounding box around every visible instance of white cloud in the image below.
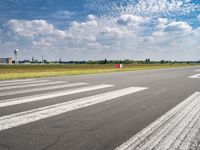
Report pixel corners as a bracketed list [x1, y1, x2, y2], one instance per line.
[100, 26, 130, 38]
[69, 17, 98, 42]
[7, 19, 67, 39]
[86, 42, 102, 49]
[6, 15, 100, 45]
[158, 18, 168, 24]
[152, 31, 166, 37]
[163, 21, 192, 34]
[86, 0, 200, 22]
[71, 20, 98, 29]
[2, 11, 200, 61]
[87, 14, 96, 20]
[157, 18, 168, 29]
[154, 18, 193, 37]
[32, 38, 55, 47]
[117, 15, 144, 26]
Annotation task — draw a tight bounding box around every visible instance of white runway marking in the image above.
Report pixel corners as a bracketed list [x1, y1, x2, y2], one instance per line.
[188, 74, 200, 78]
[0, 87, 147, 131]
[115, 92, 200, 150]
[0, 83, 88, 97]
[195, 70, 200, 72]
[0, 81, 65, 90]
[0, 84, 114, 108]
[0, 80, 48, 87]
[0, 79, 34, 84]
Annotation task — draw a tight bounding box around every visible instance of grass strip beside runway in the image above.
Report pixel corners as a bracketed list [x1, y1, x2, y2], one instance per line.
[0, 64, 196, 80]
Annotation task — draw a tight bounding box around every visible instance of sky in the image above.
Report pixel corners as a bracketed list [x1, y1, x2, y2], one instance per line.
[0, 0, 200, 61]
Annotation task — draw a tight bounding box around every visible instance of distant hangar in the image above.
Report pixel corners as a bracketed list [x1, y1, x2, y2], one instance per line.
[0, 58, 12, 64]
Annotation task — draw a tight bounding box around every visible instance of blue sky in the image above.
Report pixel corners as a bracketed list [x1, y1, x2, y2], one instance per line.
[0, 0, 200, 61]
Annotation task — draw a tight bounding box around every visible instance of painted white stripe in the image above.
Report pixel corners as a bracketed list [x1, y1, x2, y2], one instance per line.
[0, 87, 147, 131]
[0, 84, 114, 108]
[0, 79, 34, 84]
[188, 74, 200, 78]
[0, 81, 65, 90]
[115, 92, 200, 150]
[0, 83, 88, 97]
[0, 80, 49, 87]
[195, 70, 200, 72]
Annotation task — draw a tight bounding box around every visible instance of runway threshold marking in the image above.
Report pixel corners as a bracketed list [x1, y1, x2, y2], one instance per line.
[0, 86, 147, 131]
[0, 80, 49, 87]
[0, 84, 114, 107]
[0, 83, 88, 97]
[0, 79, 35, 84]
[115, 92, 200, 150]
[188, 74, 200, 79]
[0, 81, 65, 90]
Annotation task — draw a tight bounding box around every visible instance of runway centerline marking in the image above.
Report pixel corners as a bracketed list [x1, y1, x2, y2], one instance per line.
[0, 83, 88, 97]
[115, 92, 200, 150]
[0, 81, 65, 90]
[0, 86, 147, 131]
[0, 84, 114, 107]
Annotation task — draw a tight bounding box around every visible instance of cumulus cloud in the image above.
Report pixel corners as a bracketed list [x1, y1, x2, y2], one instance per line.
[7, 19, 66, 39]
[100, 26, 130, 38]
[71, 19, 98, 29]
[69, 16, 98, 42]
[86, 42, 102, 49]
[2, 0, 200, 61]
[4, 14, 200, 60]
[8, 15, 96, 42]
[157, 18, 168, 29]
[32, 38, 55, 47]
[117, 15, 144, 26]
[164, 21, 192, 34]
[155, 18, 193, 35]
[152, 19, 193, 45]
[87, 14, 96, 20]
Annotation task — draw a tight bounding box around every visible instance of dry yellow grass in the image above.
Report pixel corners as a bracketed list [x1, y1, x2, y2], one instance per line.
[0, 64, 195, 80]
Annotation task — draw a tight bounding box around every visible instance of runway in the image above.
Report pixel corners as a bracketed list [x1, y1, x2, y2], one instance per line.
[0, 66, 200, 150]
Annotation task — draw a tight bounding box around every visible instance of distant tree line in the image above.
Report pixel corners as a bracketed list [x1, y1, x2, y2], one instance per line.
[18, 58, 200, 65]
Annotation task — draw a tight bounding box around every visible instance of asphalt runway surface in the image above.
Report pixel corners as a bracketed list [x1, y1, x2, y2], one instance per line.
[0, 66, 200, 150]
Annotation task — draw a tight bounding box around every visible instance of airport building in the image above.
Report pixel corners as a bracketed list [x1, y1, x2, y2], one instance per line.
[0, 58, 12, 64]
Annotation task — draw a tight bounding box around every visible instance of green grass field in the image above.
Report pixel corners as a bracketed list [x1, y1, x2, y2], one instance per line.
[0, 64, 196, 80]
